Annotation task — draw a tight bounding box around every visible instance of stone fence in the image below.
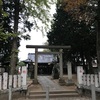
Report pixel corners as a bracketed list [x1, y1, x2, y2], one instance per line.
[0, 66, 27, 92]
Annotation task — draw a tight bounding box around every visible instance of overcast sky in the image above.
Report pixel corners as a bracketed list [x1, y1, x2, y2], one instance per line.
[18, 4, 56, 61]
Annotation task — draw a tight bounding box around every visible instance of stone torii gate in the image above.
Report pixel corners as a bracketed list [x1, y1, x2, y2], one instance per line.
[26, 45, 71, 84]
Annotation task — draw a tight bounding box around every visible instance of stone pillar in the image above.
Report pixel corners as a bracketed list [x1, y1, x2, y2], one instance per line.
[59, 49, 65, 85]
[77, 66, 84, 85]
[33, 48, 38, 84]
[66, 61, 74, 85]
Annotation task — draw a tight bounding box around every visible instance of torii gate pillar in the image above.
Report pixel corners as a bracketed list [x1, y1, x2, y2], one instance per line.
[33, 48, 38, 84]
[59, 49, 63, 78]
[59, 49, 65, 85]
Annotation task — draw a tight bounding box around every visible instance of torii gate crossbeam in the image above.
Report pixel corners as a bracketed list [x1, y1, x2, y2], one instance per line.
[26, 45, 71, 49]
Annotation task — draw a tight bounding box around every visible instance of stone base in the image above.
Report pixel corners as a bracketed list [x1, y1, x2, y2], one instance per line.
[65, 79, 74, 86]
[33, 79, 39, 84]
[59, 78, 66, 86]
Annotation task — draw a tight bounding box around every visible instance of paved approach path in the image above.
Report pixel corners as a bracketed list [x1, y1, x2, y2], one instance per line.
[37, 76, 62, 91]
[35, 76, 92, 100]
[14, 75, 96, 100]
[28, 76, 92, 100]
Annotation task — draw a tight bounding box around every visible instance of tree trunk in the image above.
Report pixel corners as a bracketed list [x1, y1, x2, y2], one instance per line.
[97, 0, 100, 72]
[10, 0, 19, 75]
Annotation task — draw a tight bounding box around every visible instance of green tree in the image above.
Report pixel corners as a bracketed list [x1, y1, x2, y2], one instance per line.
[0, 0, 16, 69]
[0, 0, 55, 74]
[97, 0, 100, 71]
[47, 1, 97, 73]
[61, 0, 98, 72]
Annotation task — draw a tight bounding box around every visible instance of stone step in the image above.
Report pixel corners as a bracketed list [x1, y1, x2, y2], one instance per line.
[29, 90, 77, 95]
[28, 90, 80, 99]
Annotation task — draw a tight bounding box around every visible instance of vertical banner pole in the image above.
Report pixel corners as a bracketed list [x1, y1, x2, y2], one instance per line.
[46, 85, 49, 100]
[9, 85, 12, 100]
[0, 75, 2, 90]
[91, 84, 96, 100]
